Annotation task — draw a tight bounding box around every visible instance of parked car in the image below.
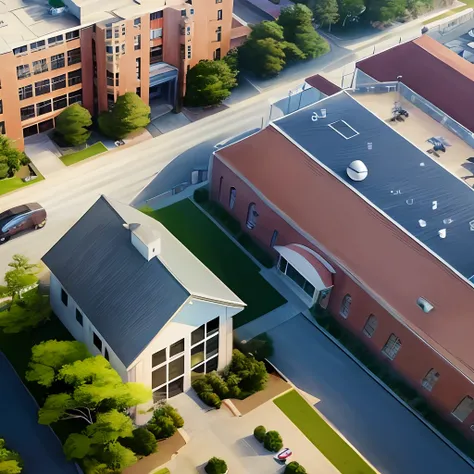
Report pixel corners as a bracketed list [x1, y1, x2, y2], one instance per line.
[274, 448, 293, 463]
[0, 203, 47, 244]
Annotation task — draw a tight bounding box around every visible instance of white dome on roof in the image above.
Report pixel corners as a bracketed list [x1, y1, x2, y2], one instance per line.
[347, 160, 368, 182]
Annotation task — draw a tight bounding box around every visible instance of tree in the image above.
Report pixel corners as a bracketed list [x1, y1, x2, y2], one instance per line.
[0, 439, 23, 474]
[253, 425, 266, 443]
[285, 461, 307, 474]
[205, 457, 228, 474]
[98, 93, 150, 139]
[147, 404, 184, 440]
[239, 37, 286, 77]
[120, 427, 157, 456]
[338, 0, 366, 26]
[0, 290, 50, 333]
[281, 42, 306, 62]
[223, 48, 239, 75]
[294, 24, 330, 58]
[0, 136, 28, 180]
[313, 0, 339, 31]
[263, 430, 283, 452]
[31, 354, 151, 425]
[0, 255, 39, 302]
[227, 349, 268, 394]
[185, 60, 237, 107]
[379, 0, 406, 20]
[55, 104, 92, 146]
[26, 340, 90, 387]
[250, 21, 284, 40]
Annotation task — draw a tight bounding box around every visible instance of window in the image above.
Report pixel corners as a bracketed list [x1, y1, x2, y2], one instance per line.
[104, 348, 110, 361]
[66, 30, 80, 41]
[180, 44, 185, 60]
[23, 124, 38, 138]
[18, 85, 33, 101]
[216, 26, 221, 42]
[20, 105, 35, 121]
[187, 45, 191, 59]
[67, 48, 81, 66]
[48, 35, 63, 46]
[150, 28, 163, 39]
[191, 343, 204, 368]
[107, 93, 115, 110]
[136, 87, 141, 97]
[363, 314, 377, 338]
[170, 339, 185, 357]
[52, 74, 66, 90]
[30, 40, 46, 52]
[340, 294, 351, 319]
[92, 332, 102, 351]
[452, 396, 474, 422]
[152, 385, 167, 402]
[13, 45, 27, 56]
[36, 99, 52, 116]
[0, 121, 4, 134]
[17, 65, 31, 80]
[206, 357, 218, 373]
[168, 377, 184, 397]
[53, 94, 68, 111]
[150, 45, 163, 64]
[246, 202, 258, 229]
[122, 25, 126, 36]
[106, 70, 114, 86]
[217, 9, 222, 20]
[0, 100, 2, 114]
[33, 59, 48, 75]
[181, 9, 186, 16]
[35, 79, 50, 96]
[191, 363, 205, 381]
[218, 176, 223, 200]
[106, 46, 113, 54]
[152, 365, 166, 388]
[38, 119, 54, 133]
[68, 69, 82, 86]
[422, 368, 440, 392]
[152, 349, 166, 367]
[61, 288, 68, 306]
[229, 187, 236, 209]
[191, 324, 205, 345]
[121, 43, 125, 54]
[169, 356, 184, 380]
[75, 308, 83, 326]
[206, 317, 219, 337]
[270, 230, 278, 247]
[150, 11, 163, 20]
[216, 0, 222, 3]
[214, 47, 221, 60]
[68, 90, 82, 105]
[136, 58, 141, 80]
[382, 334, 402, 360]
[206, 335, 218, 359]
[51, 53, 65, 70]
[134, 17, 141, 26]
[106, 29, 112, 39]
[134, 35, 141, 50]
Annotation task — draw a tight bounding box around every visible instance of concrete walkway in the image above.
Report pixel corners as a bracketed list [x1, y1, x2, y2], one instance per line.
[24, 133, 65, 178]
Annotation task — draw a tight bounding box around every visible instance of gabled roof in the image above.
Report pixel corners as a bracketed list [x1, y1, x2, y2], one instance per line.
[214, 94, 474, 380]
[356, 35, 474, 132]
[43, 196, 244, 366]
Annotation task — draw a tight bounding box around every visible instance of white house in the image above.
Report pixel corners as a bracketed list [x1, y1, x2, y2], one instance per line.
[42, 196, 245, 423]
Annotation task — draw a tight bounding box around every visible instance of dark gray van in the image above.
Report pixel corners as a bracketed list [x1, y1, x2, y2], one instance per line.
[0, 203, 47, 244]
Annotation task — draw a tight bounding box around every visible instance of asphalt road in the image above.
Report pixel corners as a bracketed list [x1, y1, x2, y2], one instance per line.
[268, 315, 474, 474]
[0, 353, 77, 474]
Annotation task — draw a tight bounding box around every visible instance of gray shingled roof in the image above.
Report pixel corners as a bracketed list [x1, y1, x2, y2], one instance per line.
[42, 196, 190, 367]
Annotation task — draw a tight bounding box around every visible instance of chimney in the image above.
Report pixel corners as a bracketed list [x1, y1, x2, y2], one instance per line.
[123, 223, 161, 261]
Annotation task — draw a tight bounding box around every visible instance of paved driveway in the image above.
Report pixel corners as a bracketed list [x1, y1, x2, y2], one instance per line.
[0, 354, 77, 474]
[268, 315, 474, 474]
[24, 134, 65, 178]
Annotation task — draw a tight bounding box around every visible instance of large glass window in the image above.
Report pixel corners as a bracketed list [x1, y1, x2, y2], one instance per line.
[68, 90, 82, 105]
[452, 396, 474, 422]
[13, 45, 27, 56]
[16, 65, 30, 80]
[30, 40, 45, 51]
[170, 339, 184, 357]
[150, 28, 163, 39]
[20, 105, 35, 121]
[35, 79, 51, 96]
[32, 59, 48, 75]
[19, 85, 33, 101]
[66, 30, 80, 41]
[278, 257, 315, 299]
[68, 69, 82, 86]
[150, 46, 163, 64]
[51, 53, 65, 70]
[152, 349, 166, 367]
[206, 335, 218, 359]
[53, 95, 68, 111]
[382, 334, 401, 360]
[52, 74, 66, 91]
[206, 318, 219, 337]
[150, 11, 163, 20]
[168, 356, 184, 380]
[48, 35, 63, 46]
[67, 48, 81, 66]
[191, 343, 204, 368]
[206, 357, 218, 373]
[152, 365, 166, 388]
[152, 385, 167, 402]
[36, 100, 52, 116]
[168, 377, 184, 397]
[191, 324, 205, 345]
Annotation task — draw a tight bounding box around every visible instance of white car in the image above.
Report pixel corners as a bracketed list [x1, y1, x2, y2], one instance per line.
[274, 447, 293, 463]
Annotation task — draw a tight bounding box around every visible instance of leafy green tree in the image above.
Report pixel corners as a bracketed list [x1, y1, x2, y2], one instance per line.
[185, 60, 237, 107]
[379, 0, 406, 20]
[250, 21, 284, 40]
[147, 415, 176, 440]
[223, 48, 239, 75]
[254, 425, 266, 443]
[239, 37, 286, 77]
[281, 42, 305, 62]
[26, 340, 90, 387]
[294, 24, 330, 58]
[0, 439, 23, 474]
[55, 104, 92, 146]
[120, 427, 157, 456]
[98, 92, 150, 139]
[205, 457, 227, 474]
[0, 255, 39, 302]
[0, 136, 28, 180]
[285, 461, 307, 474]
[264, 430, 283, 452]
[227, 349, 268, 394]
[338, 0, 366, 26]
[0, 290, 50, 333]
[313, 0, 340, 31]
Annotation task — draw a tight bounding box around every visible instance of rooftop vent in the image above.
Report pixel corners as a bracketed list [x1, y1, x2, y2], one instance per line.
[417, 297, 434, 313]
[124, 223, 161, 261]
[328, 120, 359, 140]
[418, 219, 427, 228]
[346, 160, 368, 182]
[438, 228, 447, 239]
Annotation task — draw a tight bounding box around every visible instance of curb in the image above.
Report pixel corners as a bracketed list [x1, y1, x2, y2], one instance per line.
[223, 399, 242, 417]
[301, 313, 474, 470]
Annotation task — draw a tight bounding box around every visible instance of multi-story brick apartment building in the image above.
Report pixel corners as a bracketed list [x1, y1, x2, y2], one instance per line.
[210, 66, 474, 438]
[0, 0, 237, 150]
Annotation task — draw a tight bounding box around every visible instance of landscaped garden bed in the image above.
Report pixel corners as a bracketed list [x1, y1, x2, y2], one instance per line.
[144, 199, 286, 328]
[274, 390, 376, 474]
[0, 169, 44, 196]
[61, 142, 108, 166]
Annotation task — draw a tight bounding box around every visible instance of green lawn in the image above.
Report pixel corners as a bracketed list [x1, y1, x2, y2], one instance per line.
[274, 390, 376, 474]
[61, 142, 108, 166]
[147, 199, 286, 328]
[423, 5, 469, 24]
[0, 174, 44, 196]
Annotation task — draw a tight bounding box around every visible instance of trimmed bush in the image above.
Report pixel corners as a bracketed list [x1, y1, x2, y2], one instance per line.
[285, 461, 307, 474]
[201, 391, 222, 409]
[147, 415, 176, 440]
[205, 457, 228, 474]
[157, 404, 185, 429]
[192, 377, 214, 395]
[207, 371, 230, 399]
[253, 425, 266, 443]
[194, 187, 209, 203]
[264, 430, 283, 452]
[121, 427, 157, 456]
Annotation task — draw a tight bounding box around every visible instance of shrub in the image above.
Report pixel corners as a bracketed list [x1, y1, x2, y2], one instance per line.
[160, 404, 184, 429]
[235, 333, 274, 361]
[194, 187, 209, 203]
[227, 349, 268, 395]
[205, 457, 228, 474]
[147, 414, 176, 440]
[192, 376, 214, 395]
[253, 425, 266, 443]
[206, 371, 230, 399]
[201, 391, 222, 409]
[121, 427, 157, 456]
[264, 430, 283, 452]
[285, 461, 307, 474]
[55, 104, 92, 146]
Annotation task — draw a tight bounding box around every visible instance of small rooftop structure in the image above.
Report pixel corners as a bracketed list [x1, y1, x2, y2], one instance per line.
[305, 74, 342, 97]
